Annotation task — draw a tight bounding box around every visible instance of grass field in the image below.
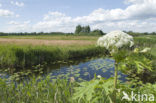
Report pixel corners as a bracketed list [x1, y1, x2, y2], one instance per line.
[0, 35, 98, 46]
[0, 35, 155, 54]
[0, 35, 155, 69]
[0, 35, 107, 68]
[0, 35, 99, 40]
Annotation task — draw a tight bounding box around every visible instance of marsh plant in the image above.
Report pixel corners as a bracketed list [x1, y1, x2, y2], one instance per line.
[74, 31, 155, 103]
[0, 33, 155, 103]
[73, 32, 155, 102]
[97, 30, 134, 102]
[73, 30, 154, 103]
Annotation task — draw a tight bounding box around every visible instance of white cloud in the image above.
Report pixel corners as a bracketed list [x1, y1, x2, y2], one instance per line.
[33, 12, 73, 32]
[74, 0, 156, 23]
[73, 8, 128, 24]
[6, 20, 31, 32]
[124, 0, 145, 4]
[32, 0, 156, 33]
[125, 0, 156, 19]
[8, 20, 31, 26]
[0, 3, 2, 7]
[11, 1, 24, 7]
[15, 14, 20, 18]
[3, 0, 156, 33]
[0, 9, 19, 17]
[8, 21, 19, 25]
[0, 9, 14, 17]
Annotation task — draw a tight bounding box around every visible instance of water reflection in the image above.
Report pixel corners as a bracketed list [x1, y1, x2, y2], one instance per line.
[0, 58, 127, 82]
[45, 58, 127, 82]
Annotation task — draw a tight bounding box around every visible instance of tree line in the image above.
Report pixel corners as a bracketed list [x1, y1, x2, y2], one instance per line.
[75, 25, 105, 35]
[0, 32, 73, 36]
[0, 25, 156, 36]
[123, 31, 156, 36]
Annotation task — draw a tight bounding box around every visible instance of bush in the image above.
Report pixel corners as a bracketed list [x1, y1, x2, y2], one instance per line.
[92, 29, 105, 35]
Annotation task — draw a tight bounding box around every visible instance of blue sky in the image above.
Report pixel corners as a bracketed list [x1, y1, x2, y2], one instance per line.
[0, 0, 156, 33]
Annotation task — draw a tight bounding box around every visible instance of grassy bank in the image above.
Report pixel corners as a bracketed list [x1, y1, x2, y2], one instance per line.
[0, 45, 107, 68]
[0, 35, 107, 68]
[0, 35, 156, 69]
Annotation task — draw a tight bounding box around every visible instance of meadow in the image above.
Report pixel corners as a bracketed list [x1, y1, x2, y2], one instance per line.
[0, 35, 107, 68]
[0, 34, 156, 103]
[0, 35, 155, 68]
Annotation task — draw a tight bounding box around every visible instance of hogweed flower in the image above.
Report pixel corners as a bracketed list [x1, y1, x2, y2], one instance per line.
[97, 31, 134, 103]
[97, 30, 134, 52]
[140, 48, 151, 53]
[97, 75, 101, 79]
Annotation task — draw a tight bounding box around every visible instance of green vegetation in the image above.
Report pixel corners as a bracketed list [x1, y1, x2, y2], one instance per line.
[0, 44, 106, 69]
[0, 34, 155, 69]
[134, 35, 156, 59]
[75, 25, 105, 35]
[92, 29, 106, 35]
[0, 35, 107, 68]
[0, 73, 156, 103]
[0, 32, 73, 36]
[124, 31, 156, 37]
[75, 25, 91, 34]
[0, 34, 156, 103]
[0, 35, 99, 40]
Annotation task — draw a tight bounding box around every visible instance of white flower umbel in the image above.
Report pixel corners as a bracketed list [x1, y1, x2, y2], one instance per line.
[140, 48, 151, 53]
[97, 30, 134, 51]
[97, 30, 134, 103]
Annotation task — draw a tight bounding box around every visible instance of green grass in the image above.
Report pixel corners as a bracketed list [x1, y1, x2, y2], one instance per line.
[0, 75, 75, 103]
[0, 35, 156, 103]
[0, 73, 156, 103]
[0, 35, 99, 40]
[0, 44, 107, 68]
[134, 35, 156, 57]
[0, 35, 156, 69]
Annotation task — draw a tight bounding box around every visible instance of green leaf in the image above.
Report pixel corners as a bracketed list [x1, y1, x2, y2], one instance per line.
[73, 79, 99, 102]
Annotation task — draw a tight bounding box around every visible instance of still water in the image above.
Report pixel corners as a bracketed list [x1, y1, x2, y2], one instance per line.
[0, 58, 127, 82]
[43, 58, 127, 82]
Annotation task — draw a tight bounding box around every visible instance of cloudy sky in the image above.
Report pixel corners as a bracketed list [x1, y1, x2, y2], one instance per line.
[0, 0, 156, 33]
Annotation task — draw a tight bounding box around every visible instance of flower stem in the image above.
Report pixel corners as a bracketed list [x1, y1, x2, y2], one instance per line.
[113, 62, 118, 103]
[114, 62, 118, 89]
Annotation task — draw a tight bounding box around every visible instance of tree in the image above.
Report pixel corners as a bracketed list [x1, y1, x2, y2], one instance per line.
[85, 25, 91, 33]
[75, 25, 91, 34]
[92, 29, 105, 35]
[75, 25, 82, 34]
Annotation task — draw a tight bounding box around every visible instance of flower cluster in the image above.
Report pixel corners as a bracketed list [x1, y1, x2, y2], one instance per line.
[97, 30, 134, 50]
[140, 48, 151, 53]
